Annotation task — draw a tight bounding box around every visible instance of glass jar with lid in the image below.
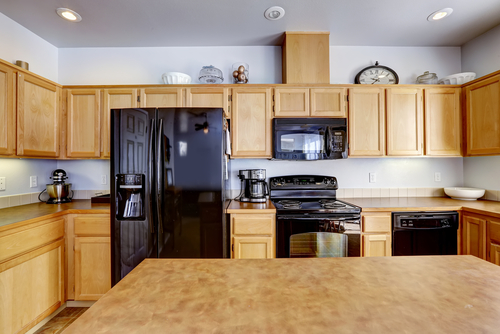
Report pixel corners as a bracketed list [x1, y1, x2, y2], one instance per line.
[416, 71, 438, 84]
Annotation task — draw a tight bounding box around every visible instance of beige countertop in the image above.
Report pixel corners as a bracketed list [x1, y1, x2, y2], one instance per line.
[226, 199, 276, 213]
[62, 255, 500, 334]
[0, 200, 110, 231]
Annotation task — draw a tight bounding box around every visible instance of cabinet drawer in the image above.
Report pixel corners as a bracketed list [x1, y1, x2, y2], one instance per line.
[74, 215, 110, 236]
[0, 218, 65, 262]
[232, 214, 275, 235]
[362, 214, 391, 233]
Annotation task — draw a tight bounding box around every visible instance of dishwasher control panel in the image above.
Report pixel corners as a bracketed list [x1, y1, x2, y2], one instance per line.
[393, 212, 458, 229]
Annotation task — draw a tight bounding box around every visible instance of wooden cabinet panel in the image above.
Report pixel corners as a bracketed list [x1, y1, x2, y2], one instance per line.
[462, 214, 487, 260]
[74, 215, 110, 236]
[233, 237, 273, 259]
[66, 89, 101, 158]
[274, 88, 309, 117]
[74, 237, 111, 300]
[424, 88, 461, 156]
[0, 240, 64, 334]
[232, 214, 275, 235]
[465, 75, 500, 156]
[487, 218, 500, 265]
[348, 88, 385, 156]
[139, 87, 182, 108]
[310, 88, 346, 117]
[17, 73, 60, 157]
[102, 89, 138, 158]
[231, 88, 272, 158]
[362, 234, 391, 257]
[0, 62, 15, 156]
[490, 244, 500, 266]
[362, 213, 391, 233]
[386, 88, 423, 156]
[185, 87, 229, 117]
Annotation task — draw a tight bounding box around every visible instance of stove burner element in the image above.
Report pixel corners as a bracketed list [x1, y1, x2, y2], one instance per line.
[278, 200, 302, 209]
[319, 199, 346, 209]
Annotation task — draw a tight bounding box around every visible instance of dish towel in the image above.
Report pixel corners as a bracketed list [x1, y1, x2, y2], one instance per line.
[225, 129, 231, 155]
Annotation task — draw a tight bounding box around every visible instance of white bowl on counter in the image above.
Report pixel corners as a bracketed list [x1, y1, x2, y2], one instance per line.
[444, 187, 485, 200]
[162, 72, 191, 84]
[438, 72, 476, 85]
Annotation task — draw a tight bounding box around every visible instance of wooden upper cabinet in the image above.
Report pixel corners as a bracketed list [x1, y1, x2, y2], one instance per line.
[386, 88, 423, 156]
[17, 72, 61, 157]
[185, 87, 230, 118]
[348, 88, 385, 156]
[0, 62, 15, 156]
[464, 74, 500, 156]
[274, 88, 309, 117]
[102, 89, 138, 158]
[231, 88, 272, 158]
[139, 87, 183, 108]
[424, 88, 462, 156]
[66, 89, 101, 158]
[310, 88, 346, 117]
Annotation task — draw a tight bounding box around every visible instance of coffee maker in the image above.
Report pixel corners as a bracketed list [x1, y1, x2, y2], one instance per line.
[238, 169, 269, 203]
[38, 169, 73, 204]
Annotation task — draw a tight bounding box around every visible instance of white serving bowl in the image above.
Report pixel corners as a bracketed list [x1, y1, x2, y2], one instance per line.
[162, 72, 191, 84]
[438, 72, 476, 85]
[444, 187, 485, 200]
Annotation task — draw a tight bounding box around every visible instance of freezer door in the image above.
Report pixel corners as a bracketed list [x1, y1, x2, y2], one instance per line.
[111, 108, 157, 285]
[156, 108, 226, 258]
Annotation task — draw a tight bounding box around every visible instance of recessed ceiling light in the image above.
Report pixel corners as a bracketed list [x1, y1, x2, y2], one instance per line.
[264, 6, 285, 21]
[427, 8, 453, 21]
[56, 8, 82, 22]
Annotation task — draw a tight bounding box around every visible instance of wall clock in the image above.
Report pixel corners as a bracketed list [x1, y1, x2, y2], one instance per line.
[354, 61, 399, 84]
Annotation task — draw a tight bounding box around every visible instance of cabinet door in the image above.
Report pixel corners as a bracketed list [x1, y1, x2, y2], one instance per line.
[185, 87, 229, 118]
[233, 236, 273, 259]
[17, 73, 60, 157]
[465, 75, 500, 156]
[102, 89, 138, 158]
[462, 215, 487, 260]
[386, 88, 423, 156]
[0, 63, 15, 156]
[274, 88, 309, 117]
[424, 88, 461, 156]
[231, 88, 272, 158]
[66, 89, 101, 158]
[490, 244, 500, 266]
[362, 234, 391, 257]
[139, 87, 183, 108]
[310, 88, 346, 117]
[74, 237, 111, 300]
[348, 88, 385, 156]
[488, 218, 500, 265]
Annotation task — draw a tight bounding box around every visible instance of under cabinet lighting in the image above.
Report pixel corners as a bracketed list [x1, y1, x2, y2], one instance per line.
[427, 8, 453, 21]
[56, 8, 82, 22]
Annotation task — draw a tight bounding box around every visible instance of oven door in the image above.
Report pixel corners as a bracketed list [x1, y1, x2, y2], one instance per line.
[277, 215, 361, 258]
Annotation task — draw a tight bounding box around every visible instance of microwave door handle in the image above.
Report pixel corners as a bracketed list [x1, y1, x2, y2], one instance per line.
[325, 127, 331, 157]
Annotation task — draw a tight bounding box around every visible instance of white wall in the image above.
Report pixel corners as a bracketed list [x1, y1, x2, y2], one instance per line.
[0, 159, 56, 196]
[463, 157, 500, 191]
[56, 160, 110, 191]
[230, 158, 464, 190]
[0, 13, 58, 81]
[461, 24, 500, 77]
[331, 46, 461, 84]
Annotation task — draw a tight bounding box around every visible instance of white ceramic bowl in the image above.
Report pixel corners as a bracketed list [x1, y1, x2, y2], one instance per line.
[162, 72, 191, 84]
[438, 72, 476, 85]
[444, 187, 485, 200]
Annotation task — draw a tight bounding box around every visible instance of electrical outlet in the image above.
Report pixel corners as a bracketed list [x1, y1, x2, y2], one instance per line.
[434, 172, 441, 182]
[101, 175, 107, 185]
[0, 177, 5, 191]
[369, 173, 376, 183]
[30, 176, 38, 188]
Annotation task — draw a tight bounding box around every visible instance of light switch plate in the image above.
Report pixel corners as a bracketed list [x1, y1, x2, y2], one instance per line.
[101, 175, 107, 185]
[30, 176, 37, 188]
[434, 172, 441, 182]
[369, 173, 376, 183]
[0, 177, 5, 191]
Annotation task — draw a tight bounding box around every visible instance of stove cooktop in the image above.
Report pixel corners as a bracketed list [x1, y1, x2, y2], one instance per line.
[271, 198, 361, 214]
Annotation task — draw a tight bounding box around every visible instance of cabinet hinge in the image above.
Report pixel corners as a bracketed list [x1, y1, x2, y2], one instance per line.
[228, 95, 232, 102]
[232, 244, 234, 252]
[346, 95, 349, 102]
[137, 96, 140, 102]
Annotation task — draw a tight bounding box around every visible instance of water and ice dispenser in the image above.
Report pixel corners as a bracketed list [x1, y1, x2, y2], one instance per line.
[116, 174, 145, 220]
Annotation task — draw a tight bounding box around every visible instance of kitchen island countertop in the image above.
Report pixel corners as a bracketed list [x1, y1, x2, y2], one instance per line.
[62, 255, 500, 334]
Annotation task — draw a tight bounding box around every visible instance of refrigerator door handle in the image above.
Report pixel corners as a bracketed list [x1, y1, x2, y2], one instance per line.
[156, 119, 164, 234]
[148, 119, 155, 234]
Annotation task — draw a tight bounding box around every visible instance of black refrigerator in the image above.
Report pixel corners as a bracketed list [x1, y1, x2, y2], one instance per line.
[111, 107, 229, 285]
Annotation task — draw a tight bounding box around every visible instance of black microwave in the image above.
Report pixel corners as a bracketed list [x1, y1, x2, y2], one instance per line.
[273, 118, 348, 160]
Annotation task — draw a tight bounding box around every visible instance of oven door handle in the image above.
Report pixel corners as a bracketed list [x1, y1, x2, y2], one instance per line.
[277, 216, 360, 221]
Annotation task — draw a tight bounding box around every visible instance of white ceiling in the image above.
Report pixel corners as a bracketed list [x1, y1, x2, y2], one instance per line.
[1, 0, 500, 48]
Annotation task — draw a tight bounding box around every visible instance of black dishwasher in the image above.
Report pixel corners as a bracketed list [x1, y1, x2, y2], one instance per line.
[392, 212, 459, 256]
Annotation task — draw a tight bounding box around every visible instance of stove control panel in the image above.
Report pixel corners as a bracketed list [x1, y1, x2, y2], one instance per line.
[270, 175, 338, 189]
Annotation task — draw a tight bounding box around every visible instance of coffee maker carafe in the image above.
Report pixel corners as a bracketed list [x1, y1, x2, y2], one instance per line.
[238, 169, 269, 203]
[39, 169, 73, 204]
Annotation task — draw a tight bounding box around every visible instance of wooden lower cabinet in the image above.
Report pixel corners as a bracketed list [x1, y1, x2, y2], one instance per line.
[230, 213, 275, 259]
[0, 218, 65, 334]
[487, 217, 500, 266]
[462, 214, 487, 260]
[361, 212, 392, 257]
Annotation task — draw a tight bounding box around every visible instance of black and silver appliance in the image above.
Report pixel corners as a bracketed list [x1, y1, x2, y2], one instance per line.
[111, 108, 228, 285]
[273, 118, 347, 160]
[271, 175, 361, 258]
[38, 169, 73, 204]
[392, 212, 459, 256]
[237, 169, 269, 203]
